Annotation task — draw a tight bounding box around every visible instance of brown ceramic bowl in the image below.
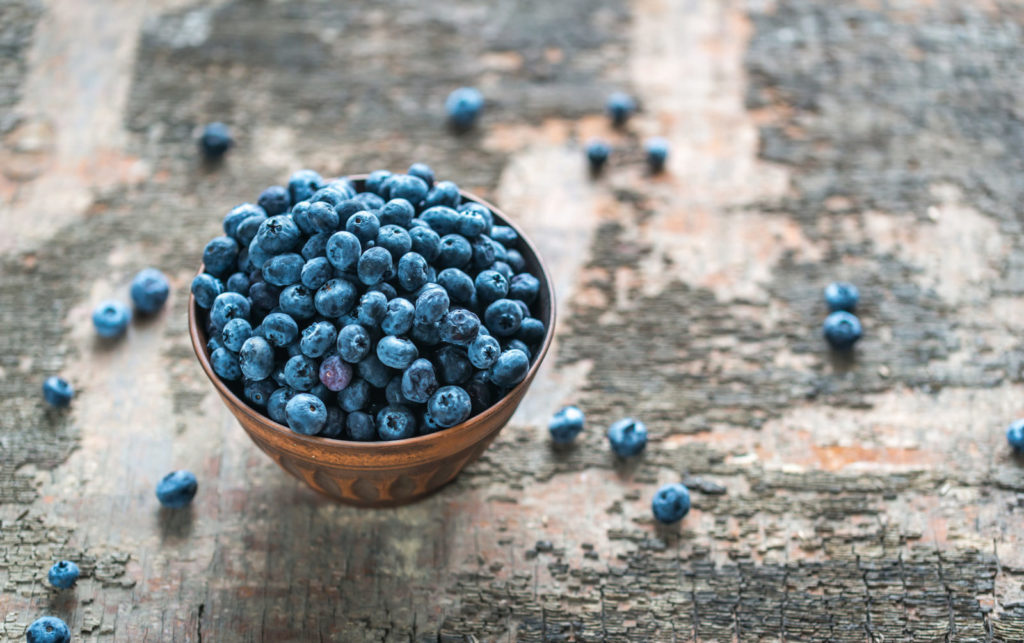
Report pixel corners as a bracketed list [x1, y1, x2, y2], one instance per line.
[188, 176, 555, 507]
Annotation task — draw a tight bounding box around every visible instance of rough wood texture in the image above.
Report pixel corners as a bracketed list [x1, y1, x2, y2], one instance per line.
[2, 0, 1024, 640]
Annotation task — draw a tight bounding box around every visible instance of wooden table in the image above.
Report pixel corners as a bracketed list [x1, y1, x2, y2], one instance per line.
[2, 0, 1024, 639]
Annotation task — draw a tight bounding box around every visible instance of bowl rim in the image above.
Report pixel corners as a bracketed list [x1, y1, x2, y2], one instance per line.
[188, 174, 556, 452]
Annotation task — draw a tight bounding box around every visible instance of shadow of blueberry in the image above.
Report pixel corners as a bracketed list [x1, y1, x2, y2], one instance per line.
[157, 506, 194, 542]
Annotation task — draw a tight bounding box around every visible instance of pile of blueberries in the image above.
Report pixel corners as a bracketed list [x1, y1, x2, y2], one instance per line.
[192, 164, 547, 440]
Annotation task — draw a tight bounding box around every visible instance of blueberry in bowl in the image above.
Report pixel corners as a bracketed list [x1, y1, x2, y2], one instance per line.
[189, 168, 555, 506]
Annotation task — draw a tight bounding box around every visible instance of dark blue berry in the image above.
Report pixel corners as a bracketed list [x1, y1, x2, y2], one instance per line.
[310, 186, 349, 207]
[202, 236, 239, 276]
[308, 201, 339, 232]
[460, 201, 493, 229]
[490, 226, 518, 247]
[381, 298, 416, 336]
[424, 181, 461, 209]
[645, 137, 669, 173]
[407, 162, 435, 187]
[314, 278, 359, 318]
[365, 169, 393, 196]
[337, 378, 370, 413]
[346, 210, 381, 245]
[409, 226, 442, 262]
[92, 300, 131, 338]
[427, 385, 472, 427]
[42, 376, 74, 408]
[301, 232, 331, 260]
[377, 405, 417, 440]
[325, 230, 362, 271]
[285, 393, 327, 435]
[279, 284, 316, 320]
[239, 336, 275, 380]
[385, 174, 429, 204]
[288, 169, 323, 204]
[465, 371, 494, 415]
[255, 215, 301, 253]
[260, 312, 299, 347]
[320, 406, 346, 439]
[356, 290, 388, 327]
[470, 235, 496, 270]
[468, 334, 501, 369]
[199, 122, 232, 160]
[474, 269, 508, 303]
[824, 282, 860, 312]
[437, 267, 475, 303]
[401, 358, 439, 403]
[291, 201, 316, 235]
[130, 268, 170, 314]
[221, 318, 252, 352]
[235, 213, 267, 247]
[357, 354, 393, 388]
[441, 308, 480, 345]
[156, 470, 198, 508]
[823, 311, 862, 350]
[357, 246, 393, 286]
[300, 321, 337, 358]
[415, 287, 449, 324]
[377, 335, 419, 370]
[652, 483, 691, 524]
[262, 253, 304, 287]
[488, 348, 529, 388]
[226, 271, 250, 294]
[586, 139, 610, 171]
[484, 298, 523, 337]
[353, 191, 385, 210]
[435, 345, 472, 385]
[446, 87, 484, 130]
[267, 387, 297, 423]
[490, 260, 514, 279]
[397, 252, 430, 292]
[436, 234, 472, 269]
[505, 338, 532, 360]
[606, 92, 636, 126]
[224, 203, 265, 239]
[258, 185, 290, 216]
[346, 410, 376, 440]
[516, 317, 546, 345]
[549, 406, 585, 444]
[509, 273, 540, 305]
[458, 210, 489, 238]
[337, 324, 372, 363]
[284, 355, 318, 391]
[47, 560, 79, 589]
[210, 292, 249, 331]
[505, 249, 526, 273]
[376, 224, 412, 259]
[300, 257, 333, 290]
[421, 206, 460, 235]
[411, 320, 442, 346]
[243, 378, 276, 407]
[607, 417, 648, 457]
[1008, 419, 1024, 451]
[211, 347, 242, 380]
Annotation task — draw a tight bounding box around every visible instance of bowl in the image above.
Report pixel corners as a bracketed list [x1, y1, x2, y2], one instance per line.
[188, 177, 556, 507]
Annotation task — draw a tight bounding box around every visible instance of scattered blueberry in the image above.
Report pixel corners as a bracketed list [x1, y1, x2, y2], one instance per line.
[130, 268, 170, 314]
[824, 281, 860, 312]
[586, 139, 610, 171]
[446, 87, 484, 130]
[1008, 419, 1024, 452]
[823, 311, 862, 350]
[606, 92, 636, 127]
[549, 406, 585, 444]
[92, 300, 131, 338]
[607, 418, 648, 457]
[645, 137, 669, 173]
[25, 616, 71, 643]
[47, 560, 79, 589]
[199, 122, 233, 160]
[42, 376, 73, 408]
[651, 483, 691, 524]
[156, 470, 198, 508]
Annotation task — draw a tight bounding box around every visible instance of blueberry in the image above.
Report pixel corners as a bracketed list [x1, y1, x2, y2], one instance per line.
[456, 211, 489, 239]
[385, 375, 409, 405]
[407, 162, 435, 187]
[652, 483, 691, 524]
[337, 323, 372, 363]
[468, 334, 501, 369]
[129, 268, 170, 314]
[300, 320, 337, 358]
[224, 203, 265, 239]
[470, 235, 496, 270]
[221, 318, 253, 352]
[433, 268, 471, 304]
[357, 246, 394, 286]
[427, 385, 472, 427]
[346, 410, 376, 440]
[288, 169, 323, 204]
[823, 311, 862, 350]
[440, 308, 480, 345]
[824, 281, 860, 312]
[335, 199, 363, 226]
[308, 201, 340, 232]
[435, 345, 473, 385]
[301, 232, 331, 260]
[42, 376, 74, 408]
[156, 470, 198, 508]
[267, 387, 297, 423]
[424, 181, 461, 209]
[310, 186, 348, 207]
[339, 378, 371, 412]
[415, 287, 450, 324]
[409, 226, 442, 262]
[47, 560, 80, 589]
[283, 355, 318, 391]
[484, 298, 524, 337]
[411, 320, 442, 346]
[386, 174, 429, 204]
[353, 191, 385, 210]
[210, 292, 249, 330]
[207, 334, 225, 354]
[419, 409, 443, 435]
[607, 417, 648, 457]
[243, 378, 276, 407]
[421, 206, 460, 235]
[291, 201, 316, 235]
[358, 354, 394, 388]
[260, 312, 299, 347]
[365, 169, 393, 196]
[504, 339, 532, 360]
[376, 405, 417, 440]
[202, 235, 239, 276]
[255, 215, 302, 253]
[300, 257, 333, 290]
[474, 269, 509, 303]
[549, 406, 585, 444]
[489, 237, 508, 263]
[505, 249, 526, 273]
[314, 278, 359, 318]
[490, 225, 518, 247]
[460, 201, 493, 229]
[375, 198, 413, 228]
[285, 393, 327, 435]
[381, 297, 416, 336]
[488, 348, 529, 388]
[490, 260, 514, 280]
[586, 139, 610, 171]
[446, 87, 484, 130]
[198, 122, 233, 160]
[401, 358, 439, 403]
[377, 335, 419, 370]
[325, 230, 362, 271]
[356, 290, 388, 327]
[318, 354, 353, 392]
[465, 371, 494, 415]
[258, 185, 290, 216]
[279, 284, 316, 319]
[1008, 419, 1024, 452]
[516, 317, 546, 345]
[211, 347, 242, 380]
[397, 252, 430, 292]
[92, 300, 131, 338]
[262, 253, 304, 287]
[345, 210, 381, 245]
[321, 406, 347, 439]
[25, 616, 71, 643]
[513, 299, 530, 318]
[375, 226, 411, 260]
[606, 91, 636, 126]
[645, 137, 670, 173]
[226, 271, 250, 294]
[236, 212, 268, 247]
[509, 273, 540, 305]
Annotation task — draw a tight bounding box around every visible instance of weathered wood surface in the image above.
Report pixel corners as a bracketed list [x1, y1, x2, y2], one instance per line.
[3, 0, 1024, 639]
